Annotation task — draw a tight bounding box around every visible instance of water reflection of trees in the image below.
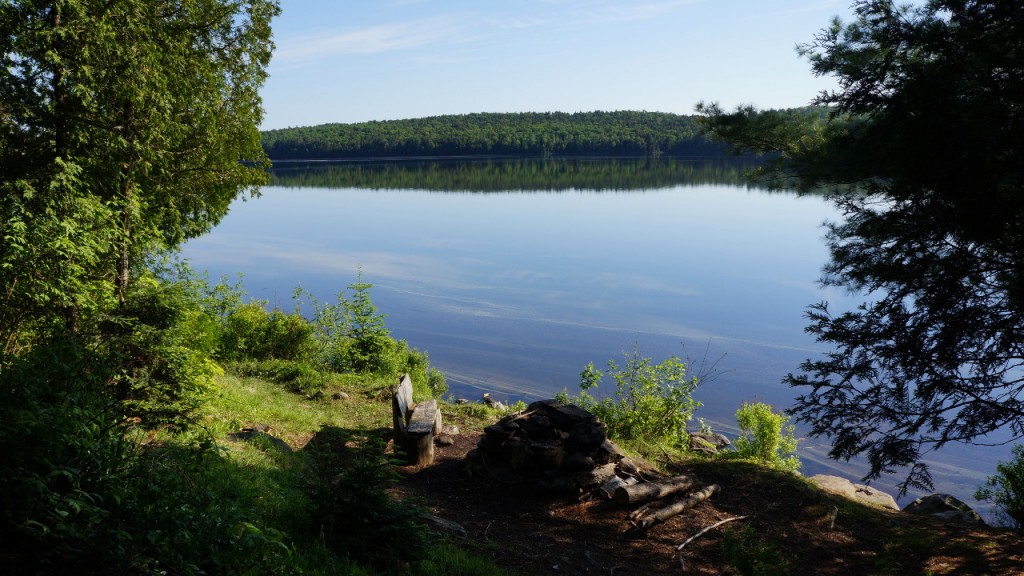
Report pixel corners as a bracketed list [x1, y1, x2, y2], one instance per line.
[267, 157, 774, 193]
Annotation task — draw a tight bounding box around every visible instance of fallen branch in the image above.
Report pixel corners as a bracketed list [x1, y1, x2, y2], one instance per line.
[422, 513, 467, 538]
[628, 502, 654, 522]
[635, 484, 720, 530]
[676, 514, 749, 550]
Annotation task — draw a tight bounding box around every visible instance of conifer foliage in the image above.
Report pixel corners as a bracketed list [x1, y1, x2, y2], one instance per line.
[700, 0, 1024, 494]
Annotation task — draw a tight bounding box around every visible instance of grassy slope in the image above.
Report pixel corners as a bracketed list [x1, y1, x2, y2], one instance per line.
[188, 371, 512, 575]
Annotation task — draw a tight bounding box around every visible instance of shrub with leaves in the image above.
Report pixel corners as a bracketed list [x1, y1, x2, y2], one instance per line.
[395, 341, 448, 398]
[343, 274, 398, 374]
[975, 444, 1024, 532]
[0, 335, 294, 575]
[102, 277, 223, 428]
[295, 275, 447, 396]
[559, 348, 700, 445]
[221, 302, 316, 362]
[729, 402, 801, 472]
[0, 337, 129, 573]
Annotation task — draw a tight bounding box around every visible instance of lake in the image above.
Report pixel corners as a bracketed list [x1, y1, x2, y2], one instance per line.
[182, 158, 1011, 513]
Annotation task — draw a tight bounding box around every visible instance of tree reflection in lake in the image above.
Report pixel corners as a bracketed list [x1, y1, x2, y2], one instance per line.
[268, 157, 766, 193]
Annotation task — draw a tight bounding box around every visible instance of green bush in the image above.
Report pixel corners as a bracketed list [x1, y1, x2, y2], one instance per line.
[559, 348, 700, 445]
[729, 402, 801, 473]
[395, 341, 448, 398]
[0, 337, 129, 573]
[342, 274, 396, 373]
[104, 277, 222, 428]
[975, 444, 1024, 532]
[295, 275, 447, 397]
[221, 303, 316, 362]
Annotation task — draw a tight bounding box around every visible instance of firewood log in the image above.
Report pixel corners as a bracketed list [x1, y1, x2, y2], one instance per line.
[613, 475, 698, 505]
[635, 484, 720, 529]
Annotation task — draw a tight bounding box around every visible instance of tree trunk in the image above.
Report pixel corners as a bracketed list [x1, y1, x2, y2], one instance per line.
[116, 178, 133, 307]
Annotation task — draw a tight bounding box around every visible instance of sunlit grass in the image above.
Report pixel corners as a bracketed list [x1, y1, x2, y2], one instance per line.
[162, 369, 518, 575]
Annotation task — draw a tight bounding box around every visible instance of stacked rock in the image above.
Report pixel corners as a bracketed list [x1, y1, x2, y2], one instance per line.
[464, 399, 628, 493]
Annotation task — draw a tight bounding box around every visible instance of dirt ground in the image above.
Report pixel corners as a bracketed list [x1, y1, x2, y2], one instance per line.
[393, 417, 1024, 576]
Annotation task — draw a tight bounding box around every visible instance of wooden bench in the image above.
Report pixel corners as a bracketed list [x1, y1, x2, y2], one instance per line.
[391, 373, 442, 466]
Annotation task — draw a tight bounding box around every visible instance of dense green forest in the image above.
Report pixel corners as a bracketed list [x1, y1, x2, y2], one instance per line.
[261, 111, 726, 160]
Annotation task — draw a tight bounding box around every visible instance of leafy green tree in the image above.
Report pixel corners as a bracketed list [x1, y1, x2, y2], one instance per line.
[699, 0, 1024, 494]
[0, 0, 279, 348]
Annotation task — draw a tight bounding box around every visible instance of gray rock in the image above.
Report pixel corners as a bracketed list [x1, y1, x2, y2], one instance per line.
[331, 391, 349, 400]
[688, 431, 731, 455]
[482, 393, 506, 411]
[809, 474, 899, 511]
[903, 493, 986, 524]
[595, 439, 626, 464]
[228, 427, 293, 454]
[567, 420, 607, 452]
[527, 399, 596, 431]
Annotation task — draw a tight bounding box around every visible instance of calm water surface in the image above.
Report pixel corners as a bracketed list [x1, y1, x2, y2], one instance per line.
[182, 159, 1011, 512]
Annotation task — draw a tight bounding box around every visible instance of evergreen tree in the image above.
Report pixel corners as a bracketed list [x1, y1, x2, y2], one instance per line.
[699, 0, 1024, 494]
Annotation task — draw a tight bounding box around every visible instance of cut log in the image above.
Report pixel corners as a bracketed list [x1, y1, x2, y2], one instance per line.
[613, 475, 699, 505]
[601, 475, 637, 499]
[635, 484, 720, 529]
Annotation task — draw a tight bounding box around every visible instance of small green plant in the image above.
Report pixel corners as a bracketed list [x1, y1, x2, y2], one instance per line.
[304, 427, 428, 570]
[729, 402, 801, 472]
[720, 524, 793, 576]
[975, 444, 1024, 532]
[343, 271, 398, 374]
[559, 347, 700, 445]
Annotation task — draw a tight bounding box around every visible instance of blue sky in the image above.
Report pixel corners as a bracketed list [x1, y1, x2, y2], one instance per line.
[260, 1, 854, 129]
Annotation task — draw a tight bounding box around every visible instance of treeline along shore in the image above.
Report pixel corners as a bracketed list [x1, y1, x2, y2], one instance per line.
[261, 110, 730, 160]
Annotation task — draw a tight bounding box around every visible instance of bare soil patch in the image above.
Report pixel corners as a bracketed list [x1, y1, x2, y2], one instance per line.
[394, 415, 1024, 576]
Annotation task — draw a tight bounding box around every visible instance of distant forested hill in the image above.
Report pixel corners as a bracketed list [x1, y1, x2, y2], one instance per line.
[261, 111, 726, 160]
